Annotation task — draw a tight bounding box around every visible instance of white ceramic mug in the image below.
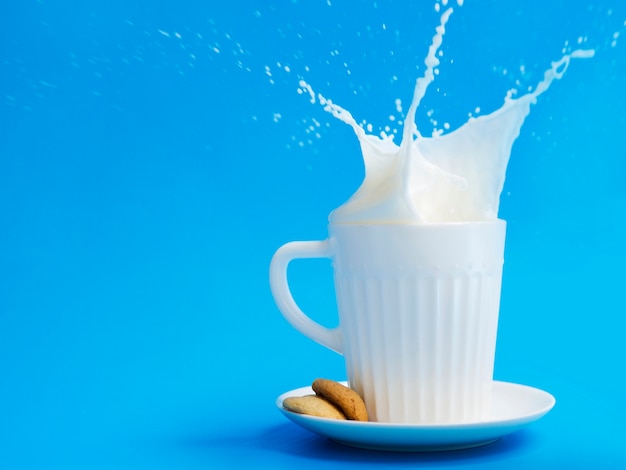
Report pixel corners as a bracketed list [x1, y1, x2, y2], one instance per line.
[270, 220, 506, 423]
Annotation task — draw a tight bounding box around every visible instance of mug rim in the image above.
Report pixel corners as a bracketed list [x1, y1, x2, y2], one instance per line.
[328, 219, 506, 227]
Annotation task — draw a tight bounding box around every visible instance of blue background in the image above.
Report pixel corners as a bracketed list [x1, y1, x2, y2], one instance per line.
[1, 0, 625, 468]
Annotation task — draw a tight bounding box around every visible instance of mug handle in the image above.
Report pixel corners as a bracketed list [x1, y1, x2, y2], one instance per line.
[269, 240, 342, 354]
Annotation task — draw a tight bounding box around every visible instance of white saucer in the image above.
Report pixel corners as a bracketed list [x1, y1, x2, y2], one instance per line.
[276, 381, 555, 452]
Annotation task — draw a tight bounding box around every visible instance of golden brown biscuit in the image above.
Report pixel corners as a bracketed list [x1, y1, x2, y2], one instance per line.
[282, 395, 346, 420]
[312, 378, 369, 421]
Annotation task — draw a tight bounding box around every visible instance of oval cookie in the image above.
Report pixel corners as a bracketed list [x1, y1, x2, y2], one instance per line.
[312, 378, 369, 421]
[282, 395, 346, 420]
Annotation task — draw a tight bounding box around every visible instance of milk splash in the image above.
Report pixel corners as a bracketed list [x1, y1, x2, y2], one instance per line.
[300, 7, 594, 224]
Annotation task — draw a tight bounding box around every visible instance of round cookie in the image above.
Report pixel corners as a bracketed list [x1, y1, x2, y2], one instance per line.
[312, 378, 369, 421]
[283, 395, 346, 420]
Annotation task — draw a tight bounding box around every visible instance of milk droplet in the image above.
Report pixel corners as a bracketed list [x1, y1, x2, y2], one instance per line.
[395, 98, 403, 113]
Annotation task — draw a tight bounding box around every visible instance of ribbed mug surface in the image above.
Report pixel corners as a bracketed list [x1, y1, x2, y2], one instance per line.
[330, 221, 505, 423]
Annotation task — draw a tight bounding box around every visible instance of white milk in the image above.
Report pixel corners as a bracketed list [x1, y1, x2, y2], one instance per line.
[300, 8, 594, 224]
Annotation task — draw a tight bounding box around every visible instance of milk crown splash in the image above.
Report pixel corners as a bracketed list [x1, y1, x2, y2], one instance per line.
[303, 7, 594, 224]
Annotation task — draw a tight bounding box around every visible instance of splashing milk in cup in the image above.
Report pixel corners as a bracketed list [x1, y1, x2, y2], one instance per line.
[270, 7, 593, 423]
